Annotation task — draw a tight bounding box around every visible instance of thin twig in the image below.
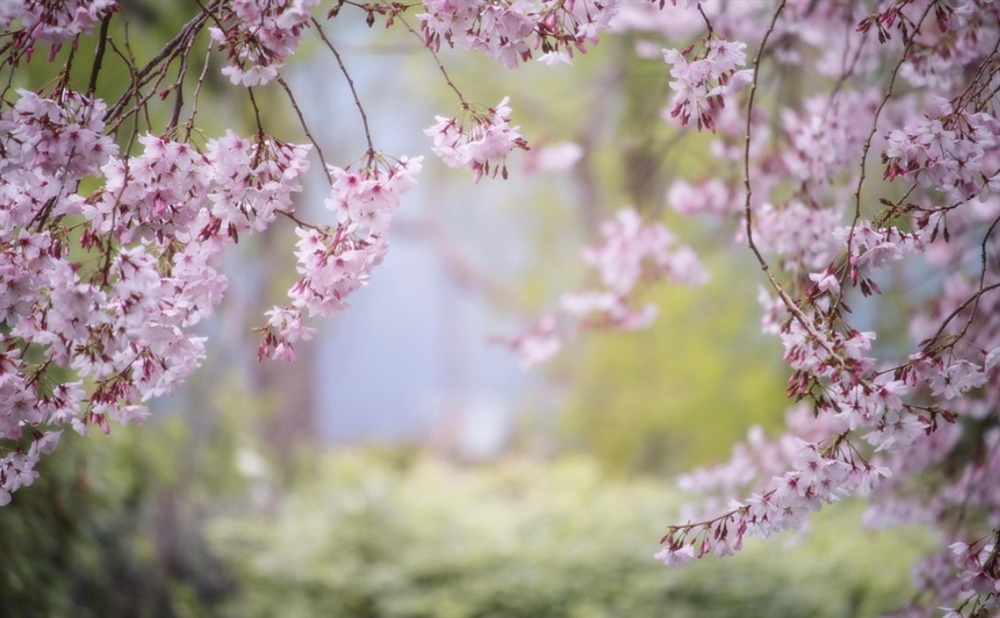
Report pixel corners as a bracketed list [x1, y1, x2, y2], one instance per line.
[310, 17, 376, 159]
[87, 12, 113, 97]
[742, 0, 785, 257]
[184, 46, 213, 141]
[276, 75, 334, 184]
[246, 86, 265, 137]
[741, 1, 850, 368]
[104, 1, 218, 123]
[167, 34, 195, 132]
[850, 2, 935, 223]
[387, 9, 468, 107]
[925, 281, 1000, 350]
[954, 214, 1000, 342]
[824, 2, 934, 315]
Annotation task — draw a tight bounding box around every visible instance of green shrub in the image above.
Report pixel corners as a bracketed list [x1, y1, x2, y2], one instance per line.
[0, 421, 236, 618]
[208, 451, 928, 618]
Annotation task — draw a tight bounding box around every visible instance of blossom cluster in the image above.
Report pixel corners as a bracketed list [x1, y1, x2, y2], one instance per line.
[506, 208, 706, 368]
[752, 201, 843, 273]
[941, 532, 1000, 616]
[0, 82, 312, 504]
[657, 438, 892, 565]
[780, 92, 877, 190]
[424, 97, 528, 183]
[0, 0, 604, 511]
[258, 156, 423, 362]
[0, 89, 117, 226]
[209, 0, 320, 86]
[0, 0, 116, 48]
[418, 0, 622, 68]
[1, 1, 999, 614]
[662, 38, 754, 132]
[896, 1, 995, 91]
[608, 1, 1000, 614]
[883, 99, 1000, 201]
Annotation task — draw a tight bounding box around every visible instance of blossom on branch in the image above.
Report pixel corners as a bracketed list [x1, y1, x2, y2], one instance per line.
[1, 80, 312, 500]
[662, 38, 753, 133]
[258, 155, 423, 361]
[209, 0, 320, 86]
[505, 208, 706, 368]
[419, 0, 622, 68]
[883, 99, 1000, 201]
[1, 2, 999, 614]
[425, 97, 528, 182]
[0, 0, 116, 48]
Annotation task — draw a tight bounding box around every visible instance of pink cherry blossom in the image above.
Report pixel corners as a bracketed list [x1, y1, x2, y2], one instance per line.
[259, 156, 422, 362]
[209, 0, 320, 86]
[419, 0, 622, 68]
[662, 39, 754, 132]
[1, 3, 999, 614]
[425, 97, 529, 182]
[504, 207, 706, 368]
[1, 0, 116, 46]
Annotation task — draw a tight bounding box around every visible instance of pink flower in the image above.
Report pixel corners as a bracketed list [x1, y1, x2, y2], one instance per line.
[209, 0, 320, 86]
[808, 267, 841, 297]
[425, 98, 528, 182]
[418, 0, 621, 67]
[3, 0, 116, 45]
[261, 155, 422, 361]
[654, 545, 696, 566]
[928, 360, 987, 399]
[504, 208, 705, 366]
[662, 39, 753, 132]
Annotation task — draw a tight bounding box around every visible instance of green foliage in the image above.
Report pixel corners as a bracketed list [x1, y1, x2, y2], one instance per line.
[0, 376, 923, 618]
[207, 451, 926, 618]
[0, 420, 238, 618]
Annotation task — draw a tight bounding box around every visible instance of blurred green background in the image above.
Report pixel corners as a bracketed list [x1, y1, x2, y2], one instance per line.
[2, 414, 928, 618]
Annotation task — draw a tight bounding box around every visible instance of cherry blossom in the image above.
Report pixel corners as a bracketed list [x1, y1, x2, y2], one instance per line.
[505, 207, 706, 368]
[662, 38, 753, 132]
[1, 2, 999, 614]
[613, 2, 1000, 614]
[1, 85, 311, 503]
[209, 0, 321, 86]
[425, 97, 528, 182]
[883, 99, 1000, 200]
[0, 0, 116, 47]
[419, 0, 623, 68]
[258, 156, 423, 361]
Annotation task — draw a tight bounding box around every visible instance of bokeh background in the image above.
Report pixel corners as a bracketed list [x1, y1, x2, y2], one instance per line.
[1, 6, 929, 617]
